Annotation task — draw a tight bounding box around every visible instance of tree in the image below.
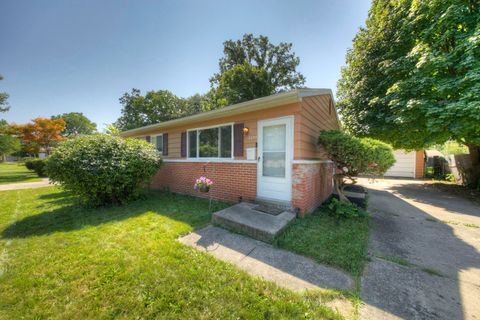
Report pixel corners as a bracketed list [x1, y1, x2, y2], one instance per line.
[211, 63, 274, 106]
[318, 130, 395, 202]
[11, 118, 66, 155]
[337, 0, 480, 186]
[115, 89, 190, 131]
[103, 123, 121, 136]
[0, 75, 9, 113]
[52, 112, 97, 136]
[0, 120, 20, 159]
[210, 34, 306, 105]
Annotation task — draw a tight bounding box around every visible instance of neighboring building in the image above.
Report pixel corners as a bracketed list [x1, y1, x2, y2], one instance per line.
[384, 150, 425, 179]
[120, 89, 340, 216]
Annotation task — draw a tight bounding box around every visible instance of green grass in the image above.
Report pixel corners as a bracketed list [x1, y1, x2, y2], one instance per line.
[0, 187, 342, 320]
[276, 207, 370, 277]
[0, 162, 42, 184]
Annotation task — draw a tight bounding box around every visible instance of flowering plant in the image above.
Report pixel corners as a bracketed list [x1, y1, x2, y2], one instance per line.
[194, 176, 213, 192]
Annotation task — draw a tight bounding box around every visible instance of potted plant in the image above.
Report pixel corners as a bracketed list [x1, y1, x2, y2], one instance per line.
[194, 176, 213, 193]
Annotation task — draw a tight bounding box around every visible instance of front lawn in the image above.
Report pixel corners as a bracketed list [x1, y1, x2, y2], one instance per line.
[0, 162, 42, 184]
[276, 206, 370, 277]
[0, 187, 342, 319]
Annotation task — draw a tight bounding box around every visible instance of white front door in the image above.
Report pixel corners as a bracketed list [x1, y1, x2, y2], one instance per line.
[257, 116, 293, 202]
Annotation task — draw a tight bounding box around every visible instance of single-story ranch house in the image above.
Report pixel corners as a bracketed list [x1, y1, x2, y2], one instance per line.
[120, 89, 340, 216]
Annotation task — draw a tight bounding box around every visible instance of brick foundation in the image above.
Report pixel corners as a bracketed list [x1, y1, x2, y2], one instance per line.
[150, 160, 334, 216]
[150, 161, 257, 203]
[292, 162, 334, 216]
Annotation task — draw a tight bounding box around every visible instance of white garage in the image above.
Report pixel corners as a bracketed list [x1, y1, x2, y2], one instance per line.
[385, 150, 419, 178]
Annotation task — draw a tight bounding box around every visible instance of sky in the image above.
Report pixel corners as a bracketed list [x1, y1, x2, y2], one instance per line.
[0, 0, 371, 130]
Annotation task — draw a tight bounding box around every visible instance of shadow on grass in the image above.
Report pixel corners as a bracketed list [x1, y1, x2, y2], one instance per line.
[2, 190, 228, 239]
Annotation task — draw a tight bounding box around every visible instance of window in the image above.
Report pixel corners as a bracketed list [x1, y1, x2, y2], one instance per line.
[151, 134, 163, 152]
[188, 124, 232, 158]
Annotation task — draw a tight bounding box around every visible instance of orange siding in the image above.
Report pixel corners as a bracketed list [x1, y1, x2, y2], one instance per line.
[415, 150, 425, 178]
[135, 102, 302, 159]
[131, 94, 340, 161]
[299, 95, 340, 159]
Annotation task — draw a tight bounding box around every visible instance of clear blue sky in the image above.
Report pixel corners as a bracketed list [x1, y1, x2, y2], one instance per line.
[0, 0, 370, 130]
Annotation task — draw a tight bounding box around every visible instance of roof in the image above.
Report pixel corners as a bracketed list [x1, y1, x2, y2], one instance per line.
[119, 88, 336, 137]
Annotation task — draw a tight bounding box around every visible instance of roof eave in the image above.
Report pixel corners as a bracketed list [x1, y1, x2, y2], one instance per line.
[119, 89, 332, 137]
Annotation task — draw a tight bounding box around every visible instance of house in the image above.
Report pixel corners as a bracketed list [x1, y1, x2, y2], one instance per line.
[384, 150, 425, 179]
[119, 89, 340, 216]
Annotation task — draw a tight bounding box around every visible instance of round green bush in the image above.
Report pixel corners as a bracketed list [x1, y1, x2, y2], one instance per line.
[25, 158, 47, 177]
[46, 134, 162, 206]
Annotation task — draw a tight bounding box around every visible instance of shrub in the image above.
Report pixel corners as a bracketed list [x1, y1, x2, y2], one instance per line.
[46, 134, 162, 206]
[361, 138, 396, 176]
[327, 198, 368, 219]
[318, 130, 395, 202]
[25, 159, 47, 177]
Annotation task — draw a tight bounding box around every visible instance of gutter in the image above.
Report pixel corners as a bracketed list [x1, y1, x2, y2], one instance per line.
[119, 88, 333, 137]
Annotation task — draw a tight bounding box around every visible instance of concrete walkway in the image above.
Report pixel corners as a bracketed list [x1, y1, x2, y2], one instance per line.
[179, 225, 354, 292]
[357, 178, 480, 320]
[0, 179, 51, 191]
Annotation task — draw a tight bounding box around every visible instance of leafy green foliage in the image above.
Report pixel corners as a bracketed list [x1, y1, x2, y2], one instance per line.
[0, 75, 9, 113]
[337, 0, 480, 149]
[318, 130, 395, 178]
[52, 112, 97, 136]
[361, 138, 396, 175]
[115, 89, 210, 131]
[327, 198, 368, 220]
[211, 62, 274, 106]
[24, 159, 47, 177]
[210, 34, 305, 105]
[46, 134, 162, 206]
[0, 120, 20, 157]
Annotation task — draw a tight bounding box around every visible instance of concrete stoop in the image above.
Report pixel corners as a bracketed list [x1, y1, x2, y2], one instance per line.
[212, 202, 296, 243]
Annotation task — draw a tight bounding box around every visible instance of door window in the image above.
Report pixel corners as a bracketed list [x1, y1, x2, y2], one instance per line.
[262, 124, 286, 177]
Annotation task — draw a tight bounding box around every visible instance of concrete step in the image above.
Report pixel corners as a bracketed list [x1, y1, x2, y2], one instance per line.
[212, 202, 296, 243]
[254, 197, 294, 211]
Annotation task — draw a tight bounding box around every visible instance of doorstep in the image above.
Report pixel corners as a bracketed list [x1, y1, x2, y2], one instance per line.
[212, 202, 296, 243]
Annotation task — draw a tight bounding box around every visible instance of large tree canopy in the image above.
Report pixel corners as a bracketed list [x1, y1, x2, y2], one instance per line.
[115, 89, 186, 131]
[52, 112, 97, 136]
[115, 89, 210, 131]
[210, 34, 306, 105]
[338, 0, 480, 148]
[338, 0, 480, 185]
[11, 118, 66, 155]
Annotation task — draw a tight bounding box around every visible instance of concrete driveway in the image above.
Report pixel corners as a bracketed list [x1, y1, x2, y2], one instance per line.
[357, 178, 480, 319]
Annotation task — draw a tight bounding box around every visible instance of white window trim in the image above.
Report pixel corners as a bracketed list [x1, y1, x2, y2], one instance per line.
[187, 122, 234, 160]
[152, 134, 163, 152]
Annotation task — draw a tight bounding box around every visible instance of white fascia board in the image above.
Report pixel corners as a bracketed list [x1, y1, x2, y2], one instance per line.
[119, 88, 334, 137]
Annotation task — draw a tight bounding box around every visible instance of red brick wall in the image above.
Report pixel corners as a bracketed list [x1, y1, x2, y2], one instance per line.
[292, 162, 334, 216]
[150, 161, 257, 203]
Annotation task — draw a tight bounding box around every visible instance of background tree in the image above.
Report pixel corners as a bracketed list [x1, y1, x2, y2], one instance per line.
[0, 75, 9, 113]
[115, 89, 191, 131]
[52, 112, 97, 136]
[11, 118, 66, 155]
[0, 120, 20, 160]
[337, 0, 480, 187]
[210, 34, 306, 106]
[103, 123, 121, 136]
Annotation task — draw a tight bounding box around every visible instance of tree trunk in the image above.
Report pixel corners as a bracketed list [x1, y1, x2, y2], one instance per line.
[467, 144, 480, 188]
[334, 175, 350, 203]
